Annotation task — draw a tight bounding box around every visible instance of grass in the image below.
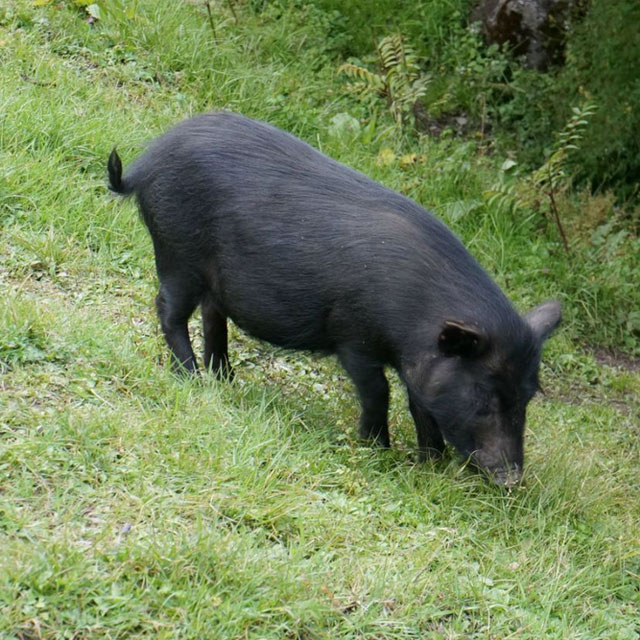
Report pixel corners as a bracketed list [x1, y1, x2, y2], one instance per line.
[1, 1, 639, 638]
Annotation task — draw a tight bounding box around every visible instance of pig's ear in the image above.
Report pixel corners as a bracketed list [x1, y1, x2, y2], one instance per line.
[438, 321, 486, 358]
[525, 300, 562, 344]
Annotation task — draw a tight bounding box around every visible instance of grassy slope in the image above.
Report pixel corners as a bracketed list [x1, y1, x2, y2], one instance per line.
[1, 1, 638, 638]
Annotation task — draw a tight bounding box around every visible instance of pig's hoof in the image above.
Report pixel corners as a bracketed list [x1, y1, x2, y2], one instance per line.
[359, 425, 390, 448]
[417, 447, 444, 463]
[215, 366, 235, 382]
[367, 435, 391, 449]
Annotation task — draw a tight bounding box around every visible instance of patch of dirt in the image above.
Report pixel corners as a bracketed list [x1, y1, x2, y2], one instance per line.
[549, 384, 638, 420]
[592, 347, 640, 373]
[546, 346, 640, 418]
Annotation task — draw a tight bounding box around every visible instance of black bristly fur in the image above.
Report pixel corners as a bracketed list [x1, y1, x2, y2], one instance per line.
[107, 112, 562, 485]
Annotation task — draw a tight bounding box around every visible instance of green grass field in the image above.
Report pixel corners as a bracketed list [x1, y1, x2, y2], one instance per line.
[1, 1, 639, 638]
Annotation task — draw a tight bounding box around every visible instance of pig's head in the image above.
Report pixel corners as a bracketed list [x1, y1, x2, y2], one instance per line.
[406, 300, 562, 486]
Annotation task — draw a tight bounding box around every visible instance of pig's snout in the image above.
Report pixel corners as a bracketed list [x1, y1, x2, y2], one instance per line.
[470, 449, 523, 488]
[488, 465, 522, 488]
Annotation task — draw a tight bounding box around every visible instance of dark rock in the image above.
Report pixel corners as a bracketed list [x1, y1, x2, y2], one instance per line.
[471, 0, 580, 71]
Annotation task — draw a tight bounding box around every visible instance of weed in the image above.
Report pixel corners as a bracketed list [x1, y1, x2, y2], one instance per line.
[339, 33, 430, 128]
[532, 102, 598, 255]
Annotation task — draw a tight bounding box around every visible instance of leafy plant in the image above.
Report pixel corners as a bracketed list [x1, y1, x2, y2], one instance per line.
[483, 179, 530, 218]
[440, 20, 511, 129]
[81, 0, 140, 23]
[495, 1, 640, 202]
[485, 103, 597, 256]
[532, 102, 597, 194]
[532, 101, 597, 254]
[338, 34, 430, 127]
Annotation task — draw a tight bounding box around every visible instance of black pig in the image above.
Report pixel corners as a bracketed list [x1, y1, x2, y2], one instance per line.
[108, 112, 561, 486]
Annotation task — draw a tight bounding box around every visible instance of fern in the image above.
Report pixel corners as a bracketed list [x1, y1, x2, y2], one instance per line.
[337, 63, 385, 97]
[483, 182, 531, 217]
[532, 101, 597, 255]
[338, 34, 430, 127]
[483, 103, 596, 257]
[533, 102, 597, 192]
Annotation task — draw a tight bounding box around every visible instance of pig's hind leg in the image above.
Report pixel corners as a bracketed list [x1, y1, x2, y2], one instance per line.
[155, 273, 202, 374]
[201, 292, 233, 380]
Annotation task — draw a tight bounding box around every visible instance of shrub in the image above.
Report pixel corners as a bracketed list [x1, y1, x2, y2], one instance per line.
[496, 1, 640, 202]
